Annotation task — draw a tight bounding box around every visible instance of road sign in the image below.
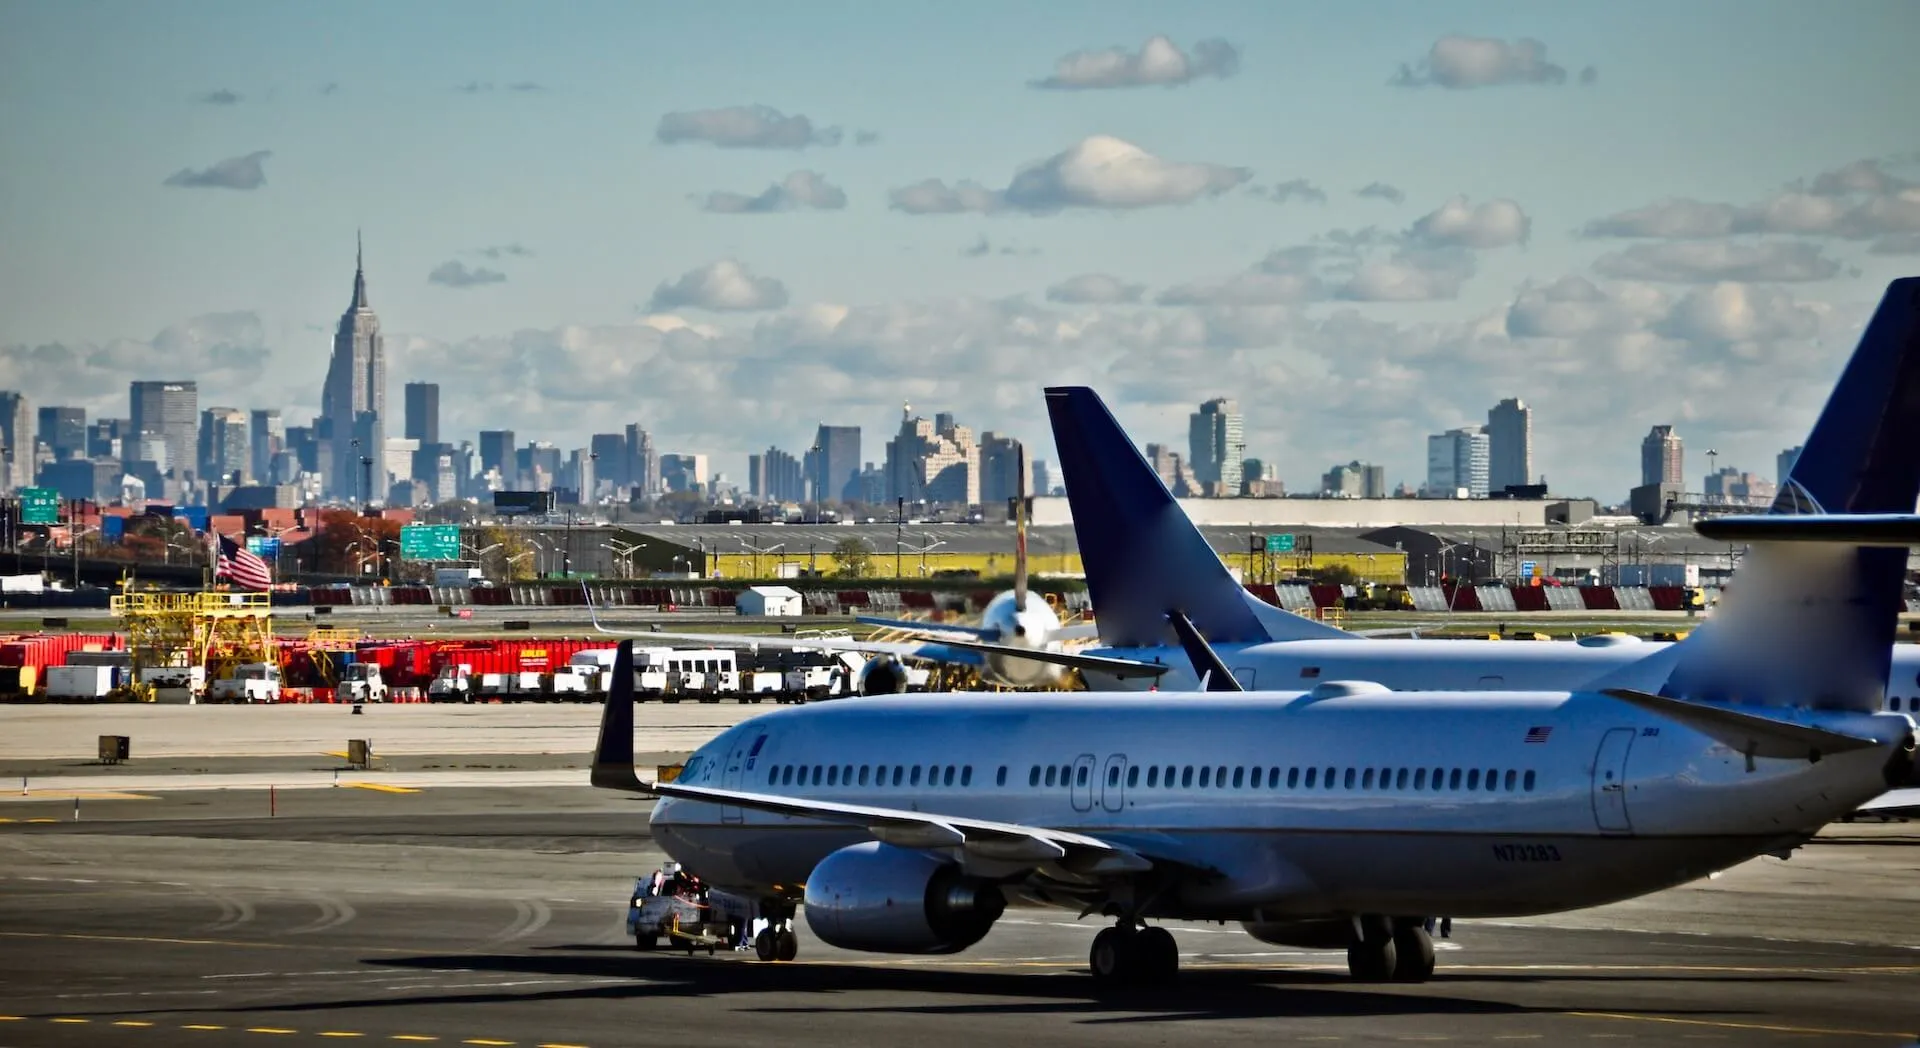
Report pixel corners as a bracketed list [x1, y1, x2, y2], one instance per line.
[400, 524, 462, 561]
[246, 536, 281, 558]
[18, 488, 58, 525]
[1266, 533, 1295, 553]
[1520, 560, 1536, 578]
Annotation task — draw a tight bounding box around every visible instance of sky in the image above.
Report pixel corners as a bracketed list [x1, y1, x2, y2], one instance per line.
[2, 0, 1918, 500]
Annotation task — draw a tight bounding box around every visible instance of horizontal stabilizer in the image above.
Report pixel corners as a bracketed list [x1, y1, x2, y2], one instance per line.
[855, 615, 995, 640]
[1601, 688, 1883, 759]
[1696, 514, 1920, 546]
[1166, 609, 1244, 692]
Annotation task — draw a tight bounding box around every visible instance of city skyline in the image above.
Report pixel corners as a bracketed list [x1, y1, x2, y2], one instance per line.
[2, 3, 1917, 498]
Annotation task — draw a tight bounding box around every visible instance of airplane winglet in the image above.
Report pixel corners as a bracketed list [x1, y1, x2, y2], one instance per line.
[1166, 609, 1244, 692]
[590, 640, 647, 792]
[1600, 688, 1882, 760]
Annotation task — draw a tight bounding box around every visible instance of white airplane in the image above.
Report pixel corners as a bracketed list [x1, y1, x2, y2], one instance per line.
[592, 506, 1920, 983]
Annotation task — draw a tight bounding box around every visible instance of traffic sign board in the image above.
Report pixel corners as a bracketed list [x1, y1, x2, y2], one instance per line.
[18, 488, 58, 525]
[1266, 533, 1295, 553]
[400, 524, 462, 561]
[247, 536, 281, 558]
[1520, 560, 1536, 577]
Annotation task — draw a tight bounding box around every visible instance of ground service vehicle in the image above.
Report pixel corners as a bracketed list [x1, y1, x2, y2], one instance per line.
[208, 662, 282, 703]
[337, 663, 388, 702]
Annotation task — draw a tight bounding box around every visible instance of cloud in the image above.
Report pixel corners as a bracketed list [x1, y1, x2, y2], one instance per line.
[195, 89, 242, 105]
[892, 135, 1248, 215]
[1046, 274, 1145, 304]
[1030, 35, 1239, 90]
[1393, 35, 1577, 88]
[1505, 276, 1669, 338]
[648, 260, 788, 312]
[472, 243, 534, 260]
[1868, 232, 1920, 255]
[854, 130, 881, 146]
[162, 151, 271, 190]
[656, 105, 841, 149]
[1592, 241, 1843, 283]
[1258, 179, 1327, 205]
[1579, 66, 1598, 85]
[1409, 196, 1531, 248]
[320, 82, 339, 95]
[507, 82, 545, 92]
[1582, 158, 1920, 242]
[1581, 198, 1742, 239]
[0, 313, 282, 424]
[456, 81, 493, 93]
[1355, 182, 1405, 205]
[428, 261, 507, 288]
[1337, 247, 1478, 301]
[1657, 282, 1825, 344]
[700, 170, 848, 213]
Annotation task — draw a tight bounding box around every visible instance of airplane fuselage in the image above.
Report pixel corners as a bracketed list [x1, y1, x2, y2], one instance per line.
[975, 589, 1068, 689]
[650, 692, 1912, 924]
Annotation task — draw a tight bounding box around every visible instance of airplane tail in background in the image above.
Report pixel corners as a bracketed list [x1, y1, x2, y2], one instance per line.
[1658, 278, 1920, 714]
[1045, 387, 1352, 648]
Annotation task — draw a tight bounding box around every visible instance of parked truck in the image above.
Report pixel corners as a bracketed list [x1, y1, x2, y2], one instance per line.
[336, 663, 388, 702]
[434, 567, 485, 588]
[44, 664, 117, 700]
[208, 662, 283, 703]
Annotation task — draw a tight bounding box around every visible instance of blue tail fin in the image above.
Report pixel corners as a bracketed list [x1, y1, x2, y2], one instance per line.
[1044, 387, 1351, 647]
[1661, 278, 1920, 713]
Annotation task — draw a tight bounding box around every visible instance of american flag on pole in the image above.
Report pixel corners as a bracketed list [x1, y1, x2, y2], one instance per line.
[214, 532, 274, 590]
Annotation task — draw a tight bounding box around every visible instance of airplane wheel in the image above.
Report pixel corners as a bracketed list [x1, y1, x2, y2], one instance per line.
[1136, 926, 1179, 980]
[1347, 937, 1397, 982]
[1089, 927, 1135, 985]
[775, 929, 798, 962]
[755, 928, 778, 962]
[1392, 926, 1435, 982]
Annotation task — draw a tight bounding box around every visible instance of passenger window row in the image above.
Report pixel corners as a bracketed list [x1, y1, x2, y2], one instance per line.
[766, 763, 982, 789]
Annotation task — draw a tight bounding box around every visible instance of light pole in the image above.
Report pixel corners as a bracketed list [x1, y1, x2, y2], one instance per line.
[70, 524, 97, 589]
[601, 539, 645, 578]
[739, 537, 784, 578]
[1705, 449, 1719, 501]
[349, 438, 362, 505]
[506, 550, 532, 579]
[898, 534, 944, 578]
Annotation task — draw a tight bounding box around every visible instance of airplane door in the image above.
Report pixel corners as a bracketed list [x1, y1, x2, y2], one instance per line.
[1100, 754, 1128, 813]
[1070, 753, 1097, 813]
[1591, 728, 1635, 834]
[720, 733, 764, 825]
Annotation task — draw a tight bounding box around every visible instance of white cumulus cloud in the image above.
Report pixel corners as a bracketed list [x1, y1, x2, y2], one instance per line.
[700, 170, 848, 213]
[892, 136, 1248, 215]
[1393, 36, 1580, 88]
[1409, 196, 1531, 248]
[1593, 241, 1843, 283]
[1046, 274, 1146, 304]
[1030, 35, 1239, 90]
[648, 260, 789, 312]
[655, 105, 841, 149]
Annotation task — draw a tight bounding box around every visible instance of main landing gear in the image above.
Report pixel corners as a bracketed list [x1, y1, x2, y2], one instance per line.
[1345, 917, 1435, 983]
[752, 900, 801, 963]
[1088, 923, 1179, 986]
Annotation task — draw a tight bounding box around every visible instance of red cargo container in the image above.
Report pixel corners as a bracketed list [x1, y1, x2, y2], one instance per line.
[426, 638, 606, 677]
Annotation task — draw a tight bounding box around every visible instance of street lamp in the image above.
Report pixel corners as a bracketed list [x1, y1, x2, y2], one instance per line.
[739, 537, 784, 578]
[602, 539, 646, 578]
[505, 550, 532, 579]
[69, 525, 98, 589]
[898, 534, 945, 578]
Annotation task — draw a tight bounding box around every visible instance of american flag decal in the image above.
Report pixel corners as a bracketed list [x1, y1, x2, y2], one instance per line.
[214, 533, 274, 590]
[1524, 726, 1553, 744]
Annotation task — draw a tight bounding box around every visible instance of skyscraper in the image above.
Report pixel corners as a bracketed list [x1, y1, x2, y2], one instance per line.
[808, 424, 861, 504]
[624, 423, 657, 497]
[478, 430, 516, 482]
[753, 446, 804, 502]
[1777, 445, 1803, 486]
[590, 433, 629, 487]
[1188, 398, 1244, 497]
[128, 380, 197, 480]
[978, 432, 1025, 505]
[320, 235, 386, 498]
[0, 392, 30, 491]
[1486, 398, 1532, 493]
[37, 407, 85, 462]
[198, 407, 249, 483]
[884, 405, 978, 505]
[404, 382, 439, 445]
[249, 409, 282, 483]
[1425, 427, 1490, 498]
[1641, 425, 1683, 487]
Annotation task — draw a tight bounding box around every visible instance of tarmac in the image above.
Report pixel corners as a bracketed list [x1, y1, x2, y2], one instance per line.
[0, 784, 1916, 1048]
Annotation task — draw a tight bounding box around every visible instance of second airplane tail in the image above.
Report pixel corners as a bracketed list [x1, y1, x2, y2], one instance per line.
[1045, 387, 1352, 648]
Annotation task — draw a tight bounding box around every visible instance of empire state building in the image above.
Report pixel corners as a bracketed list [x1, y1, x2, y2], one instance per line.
[320, 236, 386, 500]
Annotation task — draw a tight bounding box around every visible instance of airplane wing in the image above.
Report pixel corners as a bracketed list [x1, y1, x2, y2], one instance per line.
[1856, 788, 1920, 819]
[607, 626, 1171, 680]
[854, 615, 997, 641]
[638, 779, 1152, 875]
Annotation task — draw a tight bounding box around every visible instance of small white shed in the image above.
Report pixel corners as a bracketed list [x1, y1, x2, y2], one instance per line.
[738, 585, 803, 617]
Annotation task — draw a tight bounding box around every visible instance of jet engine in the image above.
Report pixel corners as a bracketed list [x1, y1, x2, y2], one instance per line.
[858, 655, 912, 695]
[1241, 918, 1360, 949]
[803, 842, 1005, 954]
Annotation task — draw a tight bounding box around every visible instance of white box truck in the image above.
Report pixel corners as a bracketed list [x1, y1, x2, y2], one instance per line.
[46, 665, 115, 699]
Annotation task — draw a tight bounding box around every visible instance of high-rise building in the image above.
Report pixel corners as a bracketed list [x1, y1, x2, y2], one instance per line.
[249, 409, 282, 483]
[624, 424, 657, 497]
[1143, 443, 1190, 495]
[518, 442, 563, 492]
[752, 446, 804, 503]
[590, 433, 629, 488]
[0, 392, 30, 491]
[564, 448, 597, 504]
[320, 236, 386, 498]
[1486, 398, 1532, 493]
[1777, 445, 1803, 487]
[128, 380, 198, 480]
[1321, 460, 1387, 498]
[1641, 425, 1683, 488]
[36, 406, 85, 462]
[1030, 459, 1053, 498]
[659, 453, 709, 493]
[198, 407, 250, 483]
[1188, 398, 1244, 497]
[807, 424, 861, 504]
[87, 418, 129, 460]
[884, 405, 978, 506]
[478, 431, 516, 483]
[404, 382, 439, 446]
[978, 432, 1025, 505]
[1425, 427, 1489, 498]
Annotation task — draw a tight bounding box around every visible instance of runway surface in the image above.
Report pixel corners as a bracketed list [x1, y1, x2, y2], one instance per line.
[1, 787, 1916, 1047]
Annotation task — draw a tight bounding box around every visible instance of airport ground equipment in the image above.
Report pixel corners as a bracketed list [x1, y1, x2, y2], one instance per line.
[112, 591, 273, 700]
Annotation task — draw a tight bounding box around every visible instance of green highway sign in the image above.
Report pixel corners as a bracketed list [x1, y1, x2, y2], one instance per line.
[19, 488, 59, 525]
[1266, 533, 1295, 554]
[400, 524, 462, 561]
